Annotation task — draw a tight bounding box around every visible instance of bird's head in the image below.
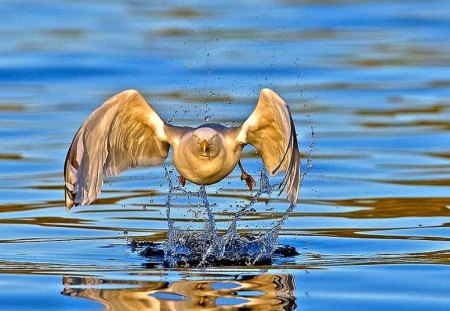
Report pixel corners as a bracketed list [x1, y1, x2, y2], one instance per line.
[192, 127, 221, 159]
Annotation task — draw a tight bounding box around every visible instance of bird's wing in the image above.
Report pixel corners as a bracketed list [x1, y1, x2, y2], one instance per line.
[64, 89, 171, 209]
[235, 88, 300, 204]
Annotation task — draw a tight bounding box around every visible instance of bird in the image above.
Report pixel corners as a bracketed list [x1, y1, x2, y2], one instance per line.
[64, 88, 300, 210]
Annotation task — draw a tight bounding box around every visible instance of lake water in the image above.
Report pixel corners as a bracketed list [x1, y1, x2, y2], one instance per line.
[0, 0, 449, 310]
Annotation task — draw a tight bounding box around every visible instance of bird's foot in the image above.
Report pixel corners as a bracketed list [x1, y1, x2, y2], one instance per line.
[179, 175, 186, 187]
[241, 172, 256, 191]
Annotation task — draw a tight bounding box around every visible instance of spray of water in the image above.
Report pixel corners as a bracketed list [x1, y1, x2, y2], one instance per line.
[163, 166, 288, 267]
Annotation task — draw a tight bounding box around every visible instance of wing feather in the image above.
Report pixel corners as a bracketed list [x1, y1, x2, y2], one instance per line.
[64, 89, 170, 209]
[236, 88, 300, 204]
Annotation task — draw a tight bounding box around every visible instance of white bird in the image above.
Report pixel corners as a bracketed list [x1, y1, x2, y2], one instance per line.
[64, 88, 300, 209]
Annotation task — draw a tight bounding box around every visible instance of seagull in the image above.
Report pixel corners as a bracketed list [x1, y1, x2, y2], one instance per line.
[64, 88, 300, 209]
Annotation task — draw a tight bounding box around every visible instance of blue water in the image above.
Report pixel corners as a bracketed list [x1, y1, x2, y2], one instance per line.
[0, 0, 449, 310]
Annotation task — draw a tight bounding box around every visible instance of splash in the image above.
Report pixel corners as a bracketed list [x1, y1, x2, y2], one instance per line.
[162, 166, 294, 268]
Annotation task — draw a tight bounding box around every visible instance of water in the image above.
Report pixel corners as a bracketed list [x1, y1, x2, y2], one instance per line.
[162, 168, 291, 268]
[1, 0, 450, 310]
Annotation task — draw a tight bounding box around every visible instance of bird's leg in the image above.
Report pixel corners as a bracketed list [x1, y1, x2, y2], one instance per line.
[179, 175, 186, 187]
[238, 161, 256, 191]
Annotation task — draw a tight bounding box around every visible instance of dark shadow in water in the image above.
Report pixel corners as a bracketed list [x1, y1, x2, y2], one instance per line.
[130, 240, 299, 268]
[62, 273, 296, 311]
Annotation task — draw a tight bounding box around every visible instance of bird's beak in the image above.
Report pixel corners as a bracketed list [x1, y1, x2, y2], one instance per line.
[200, 139, 210, 153]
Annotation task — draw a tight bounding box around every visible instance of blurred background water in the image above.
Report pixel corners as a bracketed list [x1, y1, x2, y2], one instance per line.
[0, 0, 449, 310]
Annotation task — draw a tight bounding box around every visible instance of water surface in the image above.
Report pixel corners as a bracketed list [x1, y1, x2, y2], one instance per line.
[0, 0, 449, 310]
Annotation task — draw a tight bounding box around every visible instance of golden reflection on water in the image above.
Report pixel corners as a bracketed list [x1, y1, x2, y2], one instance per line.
[62, 273, 296, 311]
[310, 197, 450, 218]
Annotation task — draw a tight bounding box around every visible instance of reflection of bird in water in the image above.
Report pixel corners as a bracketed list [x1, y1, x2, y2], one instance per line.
[62, 273, 296, 311]
[64, 88, 300, 209]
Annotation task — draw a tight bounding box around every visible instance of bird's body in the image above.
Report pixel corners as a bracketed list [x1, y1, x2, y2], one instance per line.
[172, 125, 243, 185]
[64, 88, 300, 209]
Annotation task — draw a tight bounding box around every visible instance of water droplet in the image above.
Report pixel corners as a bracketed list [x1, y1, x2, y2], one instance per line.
[161, 165, 293, 268]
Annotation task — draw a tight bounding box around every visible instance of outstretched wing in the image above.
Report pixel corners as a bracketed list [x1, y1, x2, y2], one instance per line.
[64, 89, 170, 209]
[235, 88, 300, 204]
